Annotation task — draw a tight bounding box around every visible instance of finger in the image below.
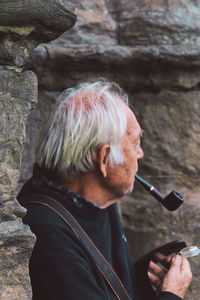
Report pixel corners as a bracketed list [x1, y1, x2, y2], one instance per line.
[153, 252, 168, 262]
[153, 252, 172, 269]
[180, 257, 192, 274]
[166, 256, 173, 264]
[148, 271, 162, 289]
[162, 256, 173, 269]
[149, 261, 166, 279]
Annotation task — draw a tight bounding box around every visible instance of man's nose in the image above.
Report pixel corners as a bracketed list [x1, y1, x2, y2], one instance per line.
[138, 146, 144, 159]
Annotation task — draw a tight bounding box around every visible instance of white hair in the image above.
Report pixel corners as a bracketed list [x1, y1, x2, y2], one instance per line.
[36, 80, 129, 180]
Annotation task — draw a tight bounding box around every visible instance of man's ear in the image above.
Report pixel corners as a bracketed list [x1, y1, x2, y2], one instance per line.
[97, 144, 110, 178]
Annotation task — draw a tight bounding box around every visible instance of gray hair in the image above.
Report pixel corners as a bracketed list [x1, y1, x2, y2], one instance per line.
[36, 80, 129, 180]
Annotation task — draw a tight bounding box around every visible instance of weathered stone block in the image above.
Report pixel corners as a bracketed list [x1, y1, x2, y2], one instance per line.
[0, 0, 76, 66]
[0, 68, 37, 299]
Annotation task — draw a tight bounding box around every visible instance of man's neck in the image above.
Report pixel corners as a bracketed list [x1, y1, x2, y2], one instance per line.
[62, 171, 119, 209]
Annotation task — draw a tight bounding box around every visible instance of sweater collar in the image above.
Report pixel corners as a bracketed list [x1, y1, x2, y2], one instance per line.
[32, 164, 100, 212]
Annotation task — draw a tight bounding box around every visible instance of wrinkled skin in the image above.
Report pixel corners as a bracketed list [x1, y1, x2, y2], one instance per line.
[148, 253, 192, 299]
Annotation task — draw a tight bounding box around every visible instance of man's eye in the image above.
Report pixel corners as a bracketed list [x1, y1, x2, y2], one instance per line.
[134, 140, 141, 147]
[133, 143, 139, 150]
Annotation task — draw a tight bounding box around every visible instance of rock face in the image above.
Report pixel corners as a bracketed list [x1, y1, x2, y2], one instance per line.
[0, 1, 76, 299]
[18, 1, 200, 299]
[0, 68, 37, 300]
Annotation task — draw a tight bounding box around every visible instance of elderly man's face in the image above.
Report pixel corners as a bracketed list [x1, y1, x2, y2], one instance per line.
[105, 105, 143, 199]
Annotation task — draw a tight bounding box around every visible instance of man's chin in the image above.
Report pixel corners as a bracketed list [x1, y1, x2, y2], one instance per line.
[127, 187, 134, 195]
[124, 183, 134, 196]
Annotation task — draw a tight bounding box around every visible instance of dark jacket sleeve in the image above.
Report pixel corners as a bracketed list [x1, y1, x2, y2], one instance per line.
[30, 254, 107, 300]
[157, 292, 182, 300]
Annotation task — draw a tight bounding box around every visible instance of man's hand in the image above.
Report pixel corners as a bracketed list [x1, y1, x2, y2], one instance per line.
[148, 254, 192, 299]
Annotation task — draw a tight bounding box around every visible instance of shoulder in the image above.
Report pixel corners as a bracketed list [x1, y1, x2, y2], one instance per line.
[23, 202, 66, 232]
[24, 203, 90, 263]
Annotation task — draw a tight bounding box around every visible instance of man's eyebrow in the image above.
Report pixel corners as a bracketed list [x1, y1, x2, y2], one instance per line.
[139, 129, 144, 137]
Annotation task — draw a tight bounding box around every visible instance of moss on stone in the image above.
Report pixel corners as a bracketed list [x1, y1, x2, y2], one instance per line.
[0, 26, 35, 36]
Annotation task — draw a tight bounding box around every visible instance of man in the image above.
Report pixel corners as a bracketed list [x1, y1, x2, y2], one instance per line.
[17, 80, 192, 299]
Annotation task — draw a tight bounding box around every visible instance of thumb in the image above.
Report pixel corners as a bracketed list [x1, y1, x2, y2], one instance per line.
[170, 255, 181, 271]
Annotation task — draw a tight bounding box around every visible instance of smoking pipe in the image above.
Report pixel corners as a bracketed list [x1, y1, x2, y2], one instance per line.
[135, 174, 184, 211]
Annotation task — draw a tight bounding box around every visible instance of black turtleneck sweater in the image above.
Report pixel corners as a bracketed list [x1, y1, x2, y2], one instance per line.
[17, 166, 182, 300]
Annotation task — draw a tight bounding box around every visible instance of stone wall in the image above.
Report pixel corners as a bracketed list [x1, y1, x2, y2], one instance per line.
[0, 68, 37, 300]
[19, 1, 200, 299]
[0, 1, 76, 299]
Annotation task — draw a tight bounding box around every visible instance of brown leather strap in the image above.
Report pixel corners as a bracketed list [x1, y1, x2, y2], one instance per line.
[20, 194, 131, 300]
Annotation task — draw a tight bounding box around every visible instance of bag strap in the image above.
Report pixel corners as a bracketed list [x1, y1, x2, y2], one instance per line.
[19, 194, 131, 300]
